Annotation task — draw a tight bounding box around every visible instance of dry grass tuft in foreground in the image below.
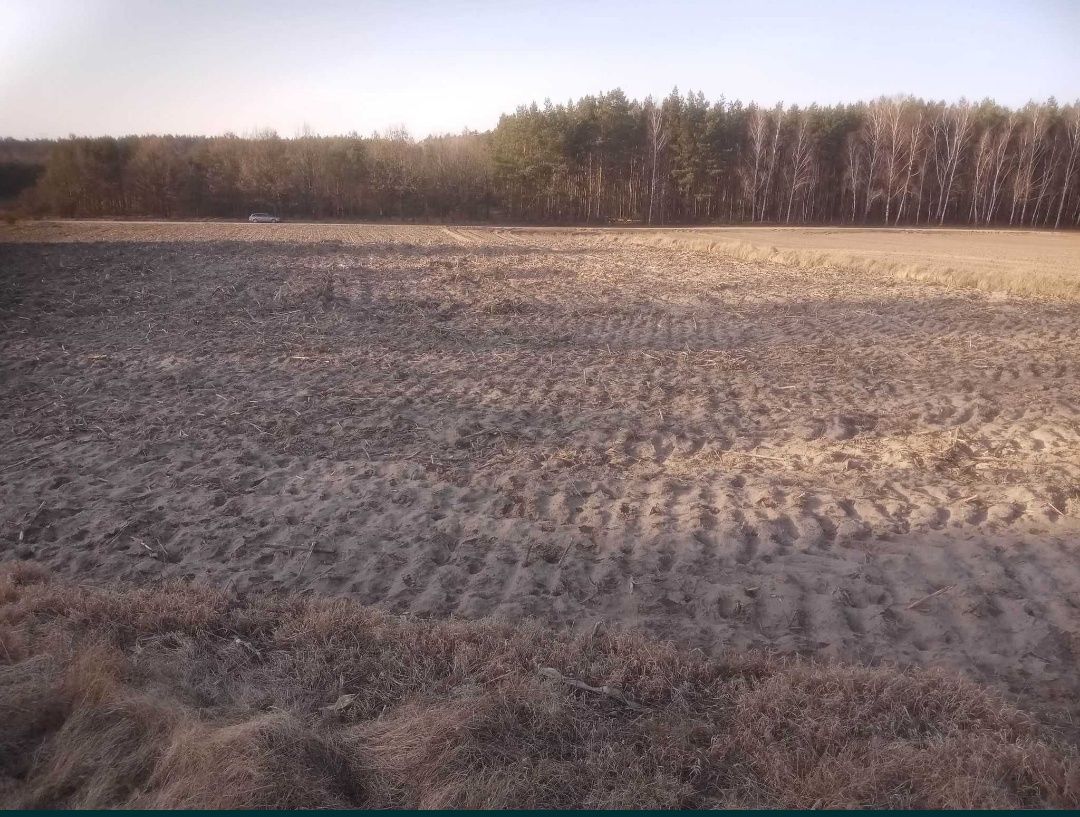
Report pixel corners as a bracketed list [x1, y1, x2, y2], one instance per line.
[0, 561, 1077, 809]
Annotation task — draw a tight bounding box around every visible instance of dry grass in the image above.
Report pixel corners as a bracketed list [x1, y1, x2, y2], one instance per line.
[582, 227, 1080, 300]
[0, 562, 1076, 809]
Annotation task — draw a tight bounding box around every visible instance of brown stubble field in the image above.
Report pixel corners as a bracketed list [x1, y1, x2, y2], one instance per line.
[2, 221, 1079, 724]
[589, 224, 1080, 298]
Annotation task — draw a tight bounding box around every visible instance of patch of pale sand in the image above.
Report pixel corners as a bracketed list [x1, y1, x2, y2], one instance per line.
[1, 223, 1079, 731]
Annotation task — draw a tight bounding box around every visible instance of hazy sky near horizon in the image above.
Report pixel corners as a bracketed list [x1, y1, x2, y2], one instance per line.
[3, 0, 1078, 139]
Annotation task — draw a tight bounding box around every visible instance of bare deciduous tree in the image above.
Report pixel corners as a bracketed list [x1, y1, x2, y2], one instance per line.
[785, 110, 816, 223]
[1054, 105, 1080, 229]
[646, 100, 669, 225]
[931, 101, 973, 225]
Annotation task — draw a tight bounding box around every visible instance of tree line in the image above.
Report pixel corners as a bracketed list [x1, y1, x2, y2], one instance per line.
[3, 91, 1078, 227]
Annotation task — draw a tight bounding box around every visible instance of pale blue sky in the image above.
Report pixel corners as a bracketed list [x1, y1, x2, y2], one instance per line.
[2, 0, 1078, 138]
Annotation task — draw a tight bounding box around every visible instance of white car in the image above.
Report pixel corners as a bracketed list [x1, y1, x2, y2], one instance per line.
[248, 213, 280, 223]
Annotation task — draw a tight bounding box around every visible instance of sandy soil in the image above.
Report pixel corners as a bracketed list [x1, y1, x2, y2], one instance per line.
[2, 222, 1079, 726]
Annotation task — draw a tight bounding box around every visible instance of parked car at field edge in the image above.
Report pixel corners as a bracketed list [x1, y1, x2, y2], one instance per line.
[248, 213, 280, 223]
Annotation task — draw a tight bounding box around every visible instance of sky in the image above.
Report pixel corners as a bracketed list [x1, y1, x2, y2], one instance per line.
[2, 0, 1078, 139]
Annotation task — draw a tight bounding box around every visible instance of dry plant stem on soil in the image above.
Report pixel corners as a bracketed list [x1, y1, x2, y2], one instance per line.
[0, 563, 1078, 809]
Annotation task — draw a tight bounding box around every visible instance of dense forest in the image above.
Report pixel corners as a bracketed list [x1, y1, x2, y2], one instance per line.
[2, 91, 1079, 227]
